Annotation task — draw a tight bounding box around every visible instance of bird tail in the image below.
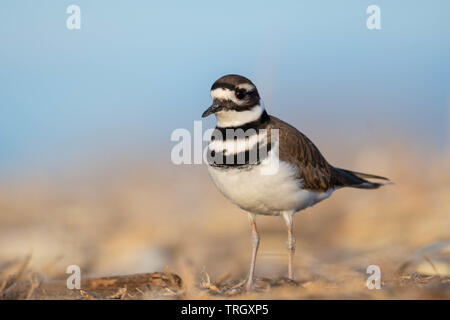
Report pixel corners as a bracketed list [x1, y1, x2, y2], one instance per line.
[332, 167, 391, 189]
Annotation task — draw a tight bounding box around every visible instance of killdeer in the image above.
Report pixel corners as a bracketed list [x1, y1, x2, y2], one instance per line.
[202, 74, 390, 290]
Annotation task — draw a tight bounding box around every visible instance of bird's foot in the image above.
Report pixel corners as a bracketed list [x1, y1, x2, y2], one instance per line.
[245, 278, 255, 291]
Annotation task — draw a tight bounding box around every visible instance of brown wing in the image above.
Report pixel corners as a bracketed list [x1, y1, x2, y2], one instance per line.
[266, 116, 390, 191]
[266, 116, 336, 192]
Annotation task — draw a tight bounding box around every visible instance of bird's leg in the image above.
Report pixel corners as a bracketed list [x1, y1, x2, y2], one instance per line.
[246, 212, 260, 290]
[282, 211, 296, 280]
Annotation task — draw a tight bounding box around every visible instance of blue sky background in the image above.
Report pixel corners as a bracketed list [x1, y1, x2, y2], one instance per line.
[0, 1, 449, 177]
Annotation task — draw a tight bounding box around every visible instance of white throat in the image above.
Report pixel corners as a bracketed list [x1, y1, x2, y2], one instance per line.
[216, 103, 264, 128]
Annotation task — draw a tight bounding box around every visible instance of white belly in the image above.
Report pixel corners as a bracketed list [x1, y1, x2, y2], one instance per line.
[207, 152, 333, 216]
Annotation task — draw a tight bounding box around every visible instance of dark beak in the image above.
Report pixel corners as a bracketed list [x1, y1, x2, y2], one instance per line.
[202, 103, 222, 118]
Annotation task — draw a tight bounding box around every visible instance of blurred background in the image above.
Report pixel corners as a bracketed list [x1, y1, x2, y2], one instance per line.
[0, 1, 449, 298]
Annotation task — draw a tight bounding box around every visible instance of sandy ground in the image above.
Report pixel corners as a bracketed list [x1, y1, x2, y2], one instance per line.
[0, 145, 449, 299]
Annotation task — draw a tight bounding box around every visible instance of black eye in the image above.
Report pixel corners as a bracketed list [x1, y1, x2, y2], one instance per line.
[235, 88, 247, 100]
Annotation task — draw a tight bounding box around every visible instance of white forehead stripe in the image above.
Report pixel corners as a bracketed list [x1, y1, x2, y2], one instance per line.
[216, 104, 264, 128]
[210, 88, 235, 101]
[210, 85, 256, 101]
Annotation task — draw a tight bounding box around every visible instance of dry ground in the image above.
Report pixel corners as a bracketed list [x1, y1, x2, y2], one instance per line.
[0, 145, 449, 299]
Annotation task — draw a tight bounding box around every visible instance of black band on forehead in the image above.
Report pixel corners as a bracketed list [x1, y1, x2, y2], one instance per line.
[211, 82, 235, 91]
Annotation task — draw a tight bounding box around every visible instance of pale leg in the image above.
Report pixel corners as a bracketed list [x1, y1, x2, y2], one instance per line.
[282, 211, 296, 280]
[246, 212, 260, 290]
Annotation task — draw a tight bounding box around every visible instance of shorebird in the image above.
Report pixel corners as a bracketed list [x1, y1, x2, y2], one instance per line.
[202, 74, 390, 290]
